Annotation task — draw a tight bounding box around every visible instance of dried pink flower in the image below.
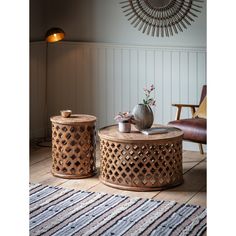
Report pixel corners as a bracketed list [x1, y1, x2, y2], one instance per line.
[142, 84, 156, 106]
[114, 111, 135, 123]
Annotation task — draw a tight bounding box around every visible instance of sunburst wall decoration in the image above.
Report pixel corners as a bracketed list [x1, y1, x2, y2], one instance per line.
[120, 0, 204, 37]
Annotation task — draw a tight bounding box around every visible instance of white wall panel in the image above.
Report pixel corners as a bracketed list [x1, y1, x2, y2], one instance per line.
[197, 52, 206, 100]
[130, 49, 138, 110]
[97, 47, 107, 128]
[171, 51, 180, 119]
[106, 48, 115, 126]
[122, 49, 130, 112]
[31, 42, 206, 151]
[189, 52, 198, 105]
[179, 52, 189, 119]
[114, 48, 122, 119]
[154, 50, 164, 124]
[163, 51, 172, 124]
[137, 49, 146, 103]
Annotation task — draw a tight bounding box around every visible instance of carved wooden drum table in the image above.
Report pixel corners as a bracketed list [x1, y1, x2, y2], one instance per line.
[98, 125, 183, 191]
[50, 114, 97, 179]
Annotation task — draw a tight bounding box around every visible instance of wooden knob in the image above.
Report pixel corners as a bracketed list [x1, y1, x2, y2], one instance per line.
[60, 110, 72, 118]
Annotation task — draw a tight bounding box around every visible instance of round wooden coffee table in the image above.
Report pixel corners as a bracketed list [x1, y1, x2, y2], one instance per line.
[50, 114, 97, 179]
[98, 125, 183, 191]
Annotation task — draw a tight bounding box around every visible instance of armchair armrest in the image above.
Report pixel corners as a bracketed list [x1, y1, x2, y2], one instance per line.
[172, 104, 199, 108]
[172, 104, 199, 120]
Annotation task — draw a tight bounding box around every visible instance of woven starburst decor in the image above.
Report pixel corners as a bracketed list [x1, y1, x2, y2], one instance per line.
[120, 0, 204, 37]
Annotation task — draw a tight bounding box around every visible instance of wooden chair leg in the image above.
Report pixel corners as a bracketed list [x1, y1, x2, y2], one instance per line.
[175, 107, 182, 120]
[198, 144, 204, 155]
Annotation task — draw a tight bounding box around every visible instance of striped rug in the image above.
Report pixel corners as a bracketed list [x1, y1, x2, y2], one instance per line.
[30, 183, 206, 236]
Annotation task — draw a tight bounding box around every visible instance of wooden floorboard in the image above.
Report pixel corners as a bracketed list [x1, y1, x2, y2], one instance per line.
[30, 172, 68, 186]
[30, 145, 206, 206]
[87, 182, 159, 199]
[187, 186, 207, 207]
[59, 174, 100, 191]
[153, 161, 206, 204]
[30, 147, 51, 165]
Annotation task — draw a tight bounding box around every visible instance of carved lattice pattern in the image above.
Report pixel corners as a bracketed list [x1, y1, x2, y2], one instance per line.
[99, 139, 183, 190]
[51, 122, 97, 178]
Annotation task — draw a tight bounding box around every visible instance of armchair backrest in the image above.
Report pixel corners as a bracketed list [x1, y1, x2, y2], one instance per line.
[199, 85, 207, 105]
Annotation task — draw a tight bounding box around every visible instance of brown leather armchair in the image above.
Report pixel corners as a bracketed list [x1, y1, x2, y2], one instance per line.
[168, 85, 207, 154]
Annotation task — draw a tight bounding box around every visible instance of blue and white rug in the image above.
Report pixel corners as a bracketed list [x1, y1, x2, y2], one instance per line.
[30, 183, 206, 236]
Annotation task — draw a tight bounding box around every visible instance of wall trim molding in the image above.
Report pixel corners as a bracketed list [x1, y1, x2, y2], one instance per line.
[30, 41, 206, 52]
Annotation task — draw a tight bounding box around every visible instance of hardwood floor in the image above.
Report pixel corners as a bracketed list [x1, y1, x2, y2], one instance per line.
[30, 143, 206, 207]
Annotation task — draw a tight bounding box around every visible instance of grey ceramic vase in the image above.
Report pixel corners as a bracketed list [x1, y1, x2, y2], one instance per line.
[132, 104, 154, 131]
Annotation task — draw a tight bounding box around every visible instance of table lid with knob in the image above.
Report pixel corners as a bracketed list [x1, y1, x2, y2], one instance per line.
[50, 114, 96, 125]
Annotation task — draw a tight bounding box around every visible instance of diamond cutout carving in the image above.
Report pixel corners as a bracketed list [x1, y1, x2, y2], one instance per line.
[62, 127, 67, 132]
[70, 127, 75, 132]
[70, 140, 76, 146]
[61, 140, 67, 145]
[66, 133, 71, 139]
[138, 162, 144, 168]
[75, 133, 81, 140]
[62, 167, 67, 173]
[66, 161, 71, 166]
[146, 162, 151, 168]
[65, 147, 71, 153]
[99, 136, 183, 190]
[51, 120, 96, 178]
[121, 172, 127, 178]
[75, 161, 80, 166]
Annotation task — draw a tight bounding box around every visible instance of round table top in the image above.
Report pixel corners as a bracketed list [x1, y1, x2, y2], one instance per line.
[50, 114, 96, 125]
[98, 124, 183, 142]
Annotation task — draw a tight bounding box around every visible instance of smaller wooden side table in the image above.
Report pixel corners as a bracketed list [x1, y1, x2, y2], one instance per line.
[98, 125, 184, 191]
[50, 114, 97, 179]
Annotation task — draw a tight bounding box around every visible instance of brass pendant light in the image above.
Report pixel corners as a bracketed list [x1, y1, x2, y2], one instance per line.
[45, 27, 65, 43]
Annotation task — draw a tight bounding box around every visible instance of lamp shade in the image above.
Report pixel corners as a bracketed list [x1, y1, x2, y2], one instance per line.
[45, 27, 65, 43]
